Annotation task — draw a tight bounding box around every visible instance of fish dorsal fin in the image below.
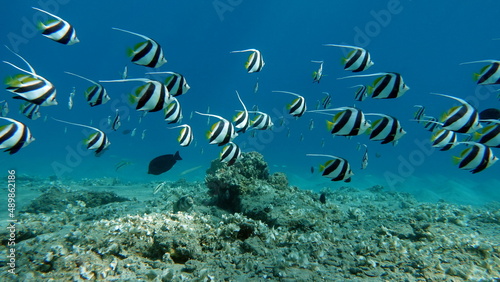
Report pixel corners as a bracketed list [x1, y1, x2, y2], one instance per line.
[32, 7, 64, 22]
[337, 72, 387, 80]
[431, 93, 467, 105]
[4, 45, 37, 74]
[235, 90, 247, 112]
[230, 49, 257, 54]
[195, 111, 226, 121]
[112, 27, 152, 41]
[272, 90, 302, 98]
[65, 71, 97, 84]
[100, 78, 151, 84]
[323, 44, 362, 50]
[459, 59, 500, 65]
[52, 118, 101, 132]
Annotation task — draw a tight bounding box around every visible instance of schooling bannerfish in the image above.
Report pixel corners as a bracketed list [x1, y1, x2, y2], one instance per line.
[311, 60, 324, 83]
[146, 72, 190, 97]
[339, 72, 410, 99]
[164, 97, 183, 124]
[231, 49, 265, 73]
[432, 93, 482, 134]
[148, 151, 182, 175]
[33, 7, 79, 45]
[323, 44, 374, 72]
[452, 142, 497, 173]
[0, 117, 35, 154]
[273, 90, 307, 117]
[431, 129, 458, 151]
[53, 118, 110, 156]
[365, 113, 406, 145]
[307, 154, 353, 182]
[196, 112, 237, 146]
[168, 124, 194, 147]
[65, 72, 110, 107]
[113, 27, 167, 68]
[20, 102, 41, 120]
[4, 49, 57, 106]
[460, 60, 500, 85]
[220, 142, 242, 166]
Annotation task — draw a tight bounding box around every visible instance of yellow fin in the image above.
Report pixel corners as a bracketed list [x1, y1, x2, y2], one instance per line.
[451, 156, 462, 165]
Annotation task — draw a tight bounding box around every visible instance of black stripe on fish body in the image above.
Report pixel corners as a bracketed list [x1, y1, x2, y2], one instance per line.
[253, 115, 264, 128]
[132, 41, 154, 64]
[443, 106, 467, 130]
[388, 73, 403, 99]
[86, 132, 101, 149]
[56, 25, 75, 45]
[88, 87, 105, 107]
[289, 98, 306, 117]
[380, 119, 399, 144]
[247, 52, 258, 72]
[471, 146, 491, 173]
[42, 21, 65, 35]
[459, 144, 480, 169]
[6, 124, 27, 155]
[94, 135, 109, 154]
[347, 110, 363, 136]
[219, 125, 234, 146]
[352, 51, 369, 72]
[179, 128, 191, 145]
[370, 117, 389, 140]
[12, 80, 46, 94]
[146, 41, 163, 68]
[331, 111, 351, 134]
[234, 112, 248, 132]
[210, 121, 226, 144]
[344, 49, 362, 70]
[456, 113, 478, 133]
[166, 76, 181, 95]
[220, 143, 234, 160]
[136, 82, 164, 112]
[372, 75, 392, 98]
[478, 63, 500, 84]
[332, 162, 349, 181]
[440, 134, 457, 151]
[0, 123, 18, 147]
[322, 159, 340, 177]
[354, 86, 367, 101]
[432, 130, 449, 146]
[30, 86, 55, 105]
[480, 124, 500, 146]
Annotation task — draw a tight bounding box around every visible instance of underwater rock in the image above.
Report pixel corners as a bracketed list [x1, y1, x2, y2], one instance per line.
[21, 186, 129, 213]
[173, 195, 194, 213]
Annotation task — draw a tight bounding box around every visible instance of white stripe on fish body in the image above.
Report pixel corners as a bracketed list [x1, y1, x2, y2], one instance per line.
[248, 111, 273, 130]
[146, 72, 190, 96]
[307, 154, 353, 182]
[233, 90, 249, 133]
[273, 91, 307, 117]
[323, 44, 374, 72]
[413, 105, 425, 121]
[168, 124, 193, 147]
[432, 93, 482, 133]
[65, 72, 110, 107]
[474, 120, 500, 147]
[164, 97, 183, 124]
[430, 129, 458, 151]
[112, 109, 121, 131]
[112, 27, 167, 68]
[33, 7, 79, 45]
[220, 142, 242, 166]
[460, 60, 500, 85]
[20, 102, 41, 120]
[196, 112, 238, 145]
[231, 49, 265, 73]
[365, 114, 406, 144]
[454, 142, 498, 173]
[324, 107, 370, 136]
[0, 117, 35, 154]
[52, 118, 110, 155]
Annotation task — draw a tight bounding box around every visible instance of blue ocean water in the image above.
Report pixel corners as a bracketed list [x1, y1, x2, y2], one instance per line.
[1, 0, 499, 205]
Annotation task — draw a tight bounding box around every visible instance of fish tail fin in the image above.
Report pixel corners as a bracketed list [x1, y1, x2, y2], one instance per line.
[128, 94, 138, 104]
[472, 72, 480, 82]
[126, 47, 135, 58]
[326, 120, 334, 131]
[174, 151, 182, 160]
[451, 156, 462, 165]
[319, 164, 325, 172]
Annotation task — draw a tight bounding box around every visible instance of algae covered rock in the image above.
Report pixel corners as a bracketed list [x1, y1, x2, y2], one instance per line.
[205, 151, 271, 212]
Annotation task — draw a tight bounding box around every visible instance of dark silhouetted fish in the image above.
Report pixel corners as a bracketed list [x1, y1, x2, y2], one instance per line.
[148, 151, 182, 175]
[479, 108, 500, 120]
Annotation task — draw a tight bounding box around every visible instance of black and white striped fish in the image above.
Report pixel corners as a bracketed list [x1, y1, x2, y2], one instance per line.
[33, 7, 79, 45]
[112, 109, 121, 131]
[196, 112, 237, 146]
[113, 27, 167, 68]
[452, 142, 497, 173]
[311, 60, 324, 83]
[65, 72, 110, 107]
[460, 60, 500, 85]
[323, 44, 374, 72]
[100, 78, 170, 112]
[220, 142, 242, 166]
[0, 117, 35, 154]
[53, 118, 110, 156]
[339, 72, 410, 99]
[307, 154, 353, 182]
[432, 93, 482, 134]
[233, 91, 249, 133]
[146, 71, 190, 96]
[321, 92, 331, 109]
[4, 51, 57, 106]
[361, 144, 368, 169]
[231, 49, 265, 73]
[169, 124, 193, 147]
[422, 116, 440, 132]
[20, 102, 41, 120]
[313, 107, 370, 136]
[164, 97, 183, 124]
[351, 85, 368, 101]
[365, 114, 406, 145]
[273, 91, 307, 117]
[473, 119, 500, 148]
[430, 129, 458, 151]
[1, 101, 9, 117]
[413, 105, 426, 122]
[248, 111, 273, 130]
